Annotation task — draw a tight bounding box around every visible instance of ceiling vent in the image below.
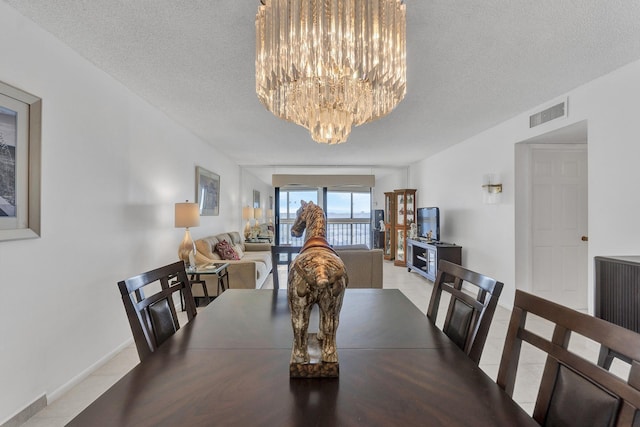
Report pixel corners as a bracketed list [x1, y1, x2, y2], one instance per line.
[529, 99, 567, 128]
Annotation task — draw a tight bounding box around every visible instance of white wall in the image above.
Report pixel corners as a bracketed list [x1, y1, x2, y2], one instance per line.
[0, 4, 241, 423]
[409, 58, 640, 311]
[373, 171, 408, 209]
[240, 168, 274, 226]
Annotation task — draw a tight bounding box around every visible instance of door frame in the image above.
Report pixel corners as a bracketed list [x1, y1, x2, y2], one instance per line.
[515, 122, 588, 307]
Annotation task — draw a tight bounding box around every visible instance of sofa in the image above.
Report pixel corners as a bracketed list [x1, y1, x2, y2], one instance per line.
[271, 245, 383, 289]
[193, 231, 272, 297]
[335, 247, 384, 289]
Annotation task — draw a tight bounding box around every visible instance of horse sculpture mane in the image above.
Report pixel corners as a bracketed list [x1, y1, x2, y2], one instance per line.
[288, 201, 348, 377]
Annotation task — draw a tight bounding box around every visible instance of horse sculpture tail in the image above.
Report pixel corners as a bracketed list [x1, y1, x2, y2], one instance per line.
[315, 265, 331, 288]
[293, 262, 333, 297]
[317, 278, 329, 287]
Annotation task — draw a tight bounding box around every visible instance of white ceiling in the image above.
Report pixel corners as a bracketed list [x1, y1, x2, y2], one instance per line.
[5, 1, 640, 179]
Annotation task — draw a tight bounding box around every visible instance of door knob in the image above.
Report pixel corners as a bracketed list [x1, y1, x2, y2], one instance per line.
[581, 236, 588, 242]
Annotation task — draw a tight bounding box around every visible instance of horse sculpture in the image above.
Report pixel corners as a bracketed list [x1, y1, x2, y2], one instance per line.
[288, 201, 348, 372]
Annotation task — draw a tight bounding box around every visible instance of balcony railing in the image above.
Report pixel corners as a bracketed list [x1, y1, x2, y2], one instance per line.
[279, 220, 371, 247]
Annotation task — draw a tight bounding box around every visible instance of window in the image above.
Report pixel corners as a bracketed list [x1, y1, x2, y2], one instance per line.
[277, 188, 320, 245]
[326, 190, 371, 246]
[276, 187, 372, 247]
[279, 189, 318, 220]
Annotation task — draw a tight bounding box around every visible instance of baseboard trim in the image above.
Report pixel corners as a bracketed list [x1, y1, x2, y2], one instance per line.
[1, 338, 134, 426]
[1, 394, 46, 427]
[47, 337, 134, 403]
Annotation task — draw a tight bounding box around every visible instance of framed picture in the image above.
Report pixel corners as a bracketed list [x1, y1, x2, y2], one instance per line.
[196, 166, 220, 216]
[253, 190, 260, 209]
[0, 81, 41, 242]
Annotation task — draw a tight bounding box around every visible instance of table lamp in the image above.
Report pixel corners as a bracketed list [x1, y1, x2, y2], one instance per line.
[254, 207, 263, 223]
[242, 206, 254, 237]
[175, 201, 200, 268]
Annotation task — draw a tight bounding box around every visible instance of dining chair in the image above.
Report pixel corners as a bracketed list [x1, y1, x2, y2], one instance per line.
[497, 290, 640, 426]
[118, 260, 197, 362]
[426, 260, 504, 364]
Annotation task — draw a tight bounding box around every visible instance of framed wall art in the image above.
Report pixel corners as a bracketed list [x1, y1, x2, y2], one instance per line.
[253, 190, 260, 208]
[196, 166, 220, 216]
[0, 81, 41, 241]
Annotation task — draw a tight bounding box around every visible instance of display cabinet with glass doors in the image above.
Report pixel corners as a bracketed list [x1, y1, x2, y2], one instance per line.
[393, 189, 416, 267]
[383, 192, 396, 260]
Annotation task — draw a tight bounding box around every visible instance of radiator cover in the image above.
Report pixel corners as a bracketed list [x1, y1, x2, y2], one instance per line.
[594, 255, 640, 333]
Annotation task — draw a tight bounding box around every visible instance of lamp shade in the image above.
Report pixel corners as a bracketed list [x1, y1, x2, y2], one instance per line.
[242, 206, 254, 220]
[254, 208, 263, 220]
[175, 202, 200, 228]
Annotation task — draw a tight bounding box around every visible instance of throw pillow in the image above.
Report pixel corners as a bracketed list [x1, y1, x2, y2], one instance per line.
[196, 239, 218, 259]
[215, 240, 240, 260]
[233, 244, 244, 259]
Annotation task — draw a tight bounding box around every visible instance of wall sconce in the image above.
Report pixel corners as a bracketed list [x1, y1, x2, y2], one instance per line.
[175, 200, 200, 268]
[242, 206, 254, 236]
[482, 173, 503, 204]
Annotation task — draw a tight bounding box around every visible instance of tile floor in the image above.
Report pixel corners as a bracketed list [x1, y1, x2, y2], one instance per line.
[19, 261, 630, 426]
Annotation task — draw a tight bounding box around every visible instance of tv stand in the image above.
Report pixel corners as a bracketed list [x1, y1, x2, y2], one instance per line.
[407, 238, 462, 282]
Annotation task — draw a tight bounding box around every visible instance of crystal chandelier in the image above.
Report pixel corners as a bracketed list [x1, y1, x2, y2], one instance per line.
[256, 0, 406, 144]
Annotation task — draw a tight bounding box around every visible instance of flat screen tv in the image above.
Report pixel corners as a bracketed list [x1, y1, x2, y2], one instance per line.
[416, 207, 440, 242]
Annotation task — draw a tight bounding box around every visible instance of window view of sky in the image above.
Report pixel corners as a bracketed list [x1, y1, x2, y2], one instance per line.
[327, 192, 370, 218]
[278, 189, 372, 246]
[280, 190, 370, 219]
[279, 191, 317, 219]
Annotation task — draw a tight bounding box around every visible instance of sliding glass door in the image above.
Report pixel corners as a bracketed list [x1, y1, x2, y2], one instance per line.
[276, 188, 320, 245]
[326, 190, 371, 247]
[275, 187, 371, 247]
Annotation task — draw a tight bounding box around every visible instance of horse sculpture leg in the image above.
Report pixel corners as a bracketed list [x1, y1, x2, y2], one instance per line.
[288, 269, 312, 363]
[317, 280, 345, 363]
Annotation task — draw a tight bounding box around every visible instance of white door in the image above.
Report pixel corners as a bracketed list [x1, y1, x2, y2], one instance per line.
[530, 145, 588, 309]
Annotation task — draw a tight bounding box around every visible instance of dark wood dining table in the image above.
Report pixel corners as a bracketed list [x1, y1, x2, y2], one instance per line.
[68, 289, 536, 426]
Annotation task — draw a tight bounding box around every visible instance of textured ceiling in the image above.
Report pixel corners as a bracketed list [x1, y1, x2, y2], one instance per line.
[5, 1, 640, 177]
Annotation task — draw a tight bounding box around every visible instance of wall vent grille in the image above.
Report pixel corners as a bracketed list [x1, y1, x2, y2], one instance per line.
[529, 101, 566, 128]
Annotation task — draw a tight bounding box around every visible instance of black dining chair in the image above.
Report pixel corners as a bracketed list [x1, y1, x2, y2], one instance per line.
[426, 260, 504, 364]
[497, 290, 640, 426]
[118, 260, 197, 362]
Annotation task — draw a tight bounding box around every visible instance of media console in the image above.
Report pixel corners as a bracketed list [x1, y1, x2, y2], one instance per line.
[406, 238, 462, 282]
